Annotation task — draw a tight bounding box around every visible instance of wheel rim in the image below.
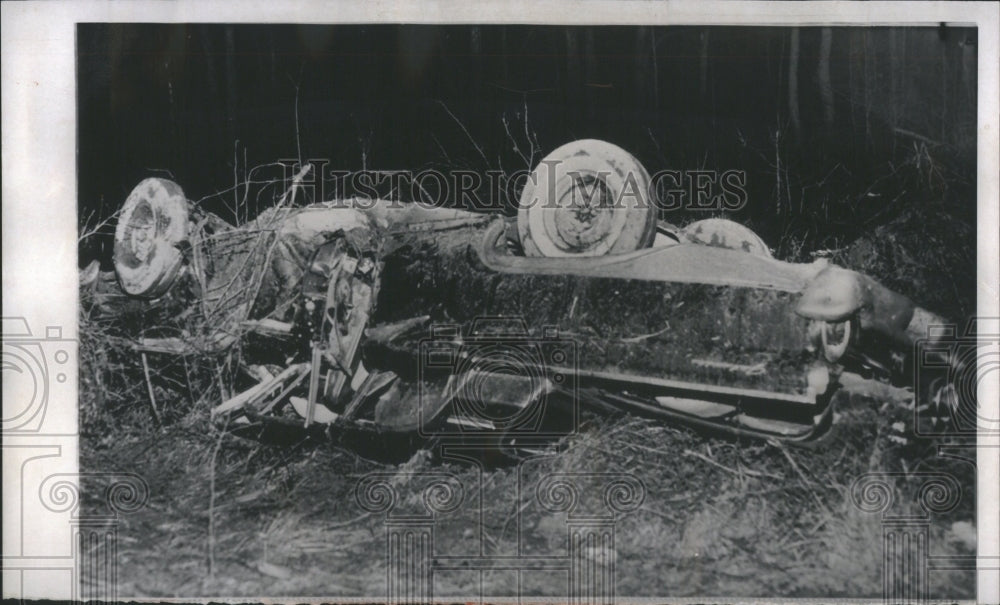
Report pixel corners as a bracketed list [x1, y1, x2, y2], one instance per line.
[518, 139, 655, 257]
[113, 178, 189, 297]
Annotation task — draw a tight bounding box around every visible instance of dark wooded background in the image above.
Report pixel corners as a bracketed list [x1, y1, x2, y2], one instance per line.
[78, 24, 977, 267]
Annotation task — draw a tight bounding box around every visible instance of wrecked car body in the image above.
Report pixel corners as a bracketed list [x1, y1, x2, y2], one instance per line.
[84, 139, 952, 453]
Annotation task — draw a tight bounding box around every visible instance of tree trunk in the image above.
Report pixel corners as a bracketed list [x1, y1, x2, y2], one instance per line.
[584, 28, 597, 121]
[699, 29, 710, 100]
[650, 29, 660, 114]
[864, 29, 872, 148]
[940, 31, 947, 142]
[565, 29, 582, 120]
[634, 27, 650, 111]
[788, 28, 801, 136]
[224, 26, 237, 134]
[889, 29, 898, 154]
[818, 27, 834, 129]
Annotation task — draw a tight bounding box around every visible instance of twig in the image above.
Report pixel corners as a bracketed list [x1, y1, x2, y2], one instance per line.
[438, 100, 490, 168]
[278, 163, 313, 208]
[502, 112, 532, 168]
[215, 362, 231, 403]
[893, 127, 941, 147]
[233, 140, 241, 224]
[682, 449, 781, 480]
[521, 98, 541, 167]
[619, 324, 671, 344]
[78, 207, 122, 244]
[203, 167, 305, 328]
[191, 165, 292, 206]
[774, 127, 783, 215]
[640, 498, 699, 520]
[288, 64, 305, 166]
[322, 512, 374, 531]
[647, 128, 667, 164]
[140, 353, 162, 428]
[207, 415, 230, 579]
[411, 176, 436, 206]
[768, 438, 834, 516]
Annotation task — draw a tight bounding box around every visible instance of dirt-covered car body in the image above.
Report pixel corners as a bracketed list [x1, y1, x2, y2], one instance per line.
[94, 143, 948, 450]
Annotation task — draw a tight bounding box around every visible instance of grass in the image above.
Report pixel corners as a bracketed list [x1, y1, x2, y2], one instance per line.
[80, 367, 976, 598]
[78, 130, 977, 598]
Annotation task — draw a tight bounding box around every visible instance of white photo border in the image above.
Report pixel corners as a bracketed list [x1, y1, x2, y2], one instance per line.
[2, 1, 997, 602]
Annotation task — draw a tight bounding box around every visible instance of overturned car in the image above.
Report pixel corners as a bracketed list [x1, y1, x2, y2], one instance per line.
[85, 139, 953, 454]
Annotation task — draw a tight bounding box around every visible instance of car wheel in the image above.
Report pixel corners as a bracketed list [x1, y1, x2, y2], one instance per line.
[113, 178, 189, 298]
[517, 139, 657, 257]
[682, 217, 772, 257]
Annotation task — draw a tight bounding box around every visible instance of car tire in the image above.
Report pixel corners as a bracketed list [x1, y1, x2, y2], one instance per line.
[113, 178, 189, 298]
[682, 217, 772, 257]
[517, 139, 657, 257]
